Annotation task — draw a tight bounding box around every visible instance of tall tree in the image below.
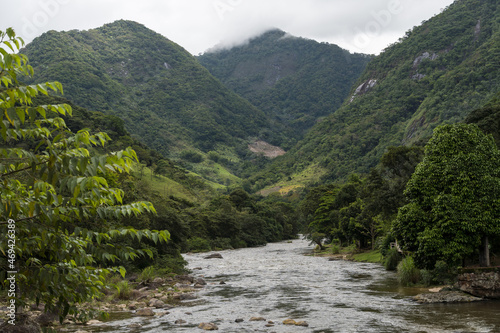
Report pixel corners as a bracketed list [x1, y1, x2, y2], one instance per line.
[0, 28, 169, 325]
[394, 124, 500, 268]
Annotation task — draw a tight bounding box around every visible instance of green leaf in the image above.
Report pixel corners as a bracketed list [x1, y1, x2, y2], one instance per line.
[119, 266, 126, 278]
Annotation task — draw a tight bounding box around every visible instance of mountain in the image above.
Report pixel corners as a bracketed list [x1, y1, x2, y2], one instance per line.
[250, 0, 500, 192]
[21, 20, 277, 184]
[197, 29, 371, 147]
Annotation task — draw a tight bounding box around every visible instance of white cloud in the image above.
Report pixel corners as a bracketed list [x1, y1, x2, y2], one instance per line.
[1, 0, 455, 55]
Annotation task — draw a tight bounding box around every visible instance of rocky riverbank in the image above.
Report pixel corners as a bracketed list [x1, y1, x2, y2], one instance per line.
[0, 274, 206, 332]
[0, 253, 311, 332]
[413, 287, 483, 304]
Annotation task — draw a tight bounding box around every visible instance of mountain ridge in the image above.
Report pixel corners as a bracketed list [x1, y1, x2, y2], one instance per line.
[197, 28, 371, 146]
[21, 20, 279, 185]
[248, 0, 500, 192]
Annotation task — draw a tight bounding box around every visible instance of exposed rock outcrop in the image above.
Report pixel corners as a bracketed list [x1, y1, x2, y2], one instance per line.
[248, 140, 286, 158]
[349, 79, 377, 102]
[456, 270, 500, 298]
[414, 290, 482, 303]
[412, 52, 439, 68]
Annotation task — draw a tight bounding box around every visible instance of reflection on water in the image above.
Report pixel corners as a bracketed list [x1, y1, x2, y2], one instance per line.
[84, 238, 500, 332]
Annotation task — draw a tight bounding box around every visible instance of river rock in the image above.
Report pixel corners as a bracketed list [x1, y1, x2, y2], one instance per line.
[115, 303, 128, 311]
[86, 319, 103, 325]
[136, 307, 155, 316]
[196, 277, 207, 285]
[456, 271, 500, 298]
[180, 293, 197, 300]
[204, 253, 223, 259]
[30, 304, 45, 311]
[414, 290, 483, 303]
[235, 318, 244, 323]
[127, 323, 142, 329]
[151, 299, 166, 308]
[176, 275, 195, 283]
[283, 318, 309, 326]
[175, 319, 187, 324]
[250, 317, 266, 321]
[153, 277, 165, 284]
[156, 311, 170, 317]
[35, 312, 57, 326]
[198, 322, 219, 330]
[175, 283, 193, 289]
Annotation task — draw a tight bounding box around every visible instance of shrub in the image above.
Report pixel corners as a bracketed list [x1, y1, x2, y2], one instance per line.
[139, 266, 156, 282]
[397, 256, 421, 286]
[180, 150, 204, 163]
[331, 244, 340, 254]
[210, 237, 233, 250]
[420, 269, 433, 287]
[384, 248, 402, 271]
[186, 237, 212, 252]
[432, 260, 456, 285]
[341, 243, 357, 254]
[113, 280, 132, 300]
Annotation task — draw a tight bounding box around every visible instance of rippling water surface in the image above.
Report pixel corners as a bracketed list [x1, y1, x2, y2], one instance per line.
[90, 238, 500, 332]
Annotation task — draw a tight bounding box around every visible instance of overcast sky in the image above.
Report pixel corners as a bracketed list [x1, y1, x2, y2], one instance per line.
[3, 0, 455, 55]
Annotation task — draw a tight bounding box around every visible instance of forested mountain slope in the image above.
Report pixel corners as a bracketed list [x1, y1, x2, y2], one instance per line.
[21, 20, 276, 174]
[251, 0, 500, 191]
[198, 29, 371, 147]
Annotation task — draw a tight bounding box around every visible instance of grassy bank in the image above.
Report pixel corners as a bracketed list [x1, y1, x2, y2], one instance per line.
[352, 250, 383, 263]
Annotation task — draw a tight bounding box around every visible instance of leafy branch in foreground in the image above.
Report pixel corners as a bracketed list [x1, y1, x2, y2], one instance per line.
[0, 28, 169, 324]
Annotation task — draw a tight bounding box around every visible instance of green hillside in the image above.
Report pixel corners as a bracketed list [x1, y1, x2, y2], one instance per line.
[198, 29, 371, 147]
[251, 0, 500, 191]
[21, 20, 276, 185]
[466, 90, 500, 147]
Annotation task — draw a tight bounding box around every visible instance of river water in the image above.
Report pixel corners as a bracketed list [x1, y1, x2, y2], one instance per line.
[91, 238, 500, 332]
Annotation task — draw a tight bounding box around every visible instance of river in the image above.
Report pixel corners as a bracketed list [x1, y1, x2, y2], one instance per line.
[90, 238, 500, 332]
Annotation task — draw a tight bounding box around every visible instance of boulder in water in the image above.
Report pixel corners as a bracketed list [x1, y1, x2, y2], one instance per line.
[198, 322, 219, 330]
[136, 307, 155, 316]
[204, 253, 223, 259]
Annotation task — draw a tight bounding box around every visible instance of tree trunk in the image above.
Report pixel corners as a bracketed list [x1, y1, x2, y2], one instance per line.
[479, 235, 490, 267]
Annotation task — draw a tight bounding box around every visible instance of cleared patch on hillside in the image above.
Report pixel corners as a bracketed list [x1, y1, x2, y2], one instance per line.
[248, 140, 286, 158]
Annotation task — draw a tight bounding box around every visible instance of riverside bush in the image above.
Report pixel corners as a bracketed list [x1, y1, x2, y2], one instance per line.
[384, 248, 402, 271]
[113, 280, 133, 300]
[139, 266, 156, 282]
[420, 269, 433, 287]
[397, 256, 421, 286]
[432, 260, 456, 285]
[186, 237, 212, 252]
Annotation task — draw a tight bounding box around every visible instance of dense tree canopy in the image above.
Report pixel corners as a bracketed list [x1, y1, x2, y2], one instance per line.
[394, 124, 500, 269]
